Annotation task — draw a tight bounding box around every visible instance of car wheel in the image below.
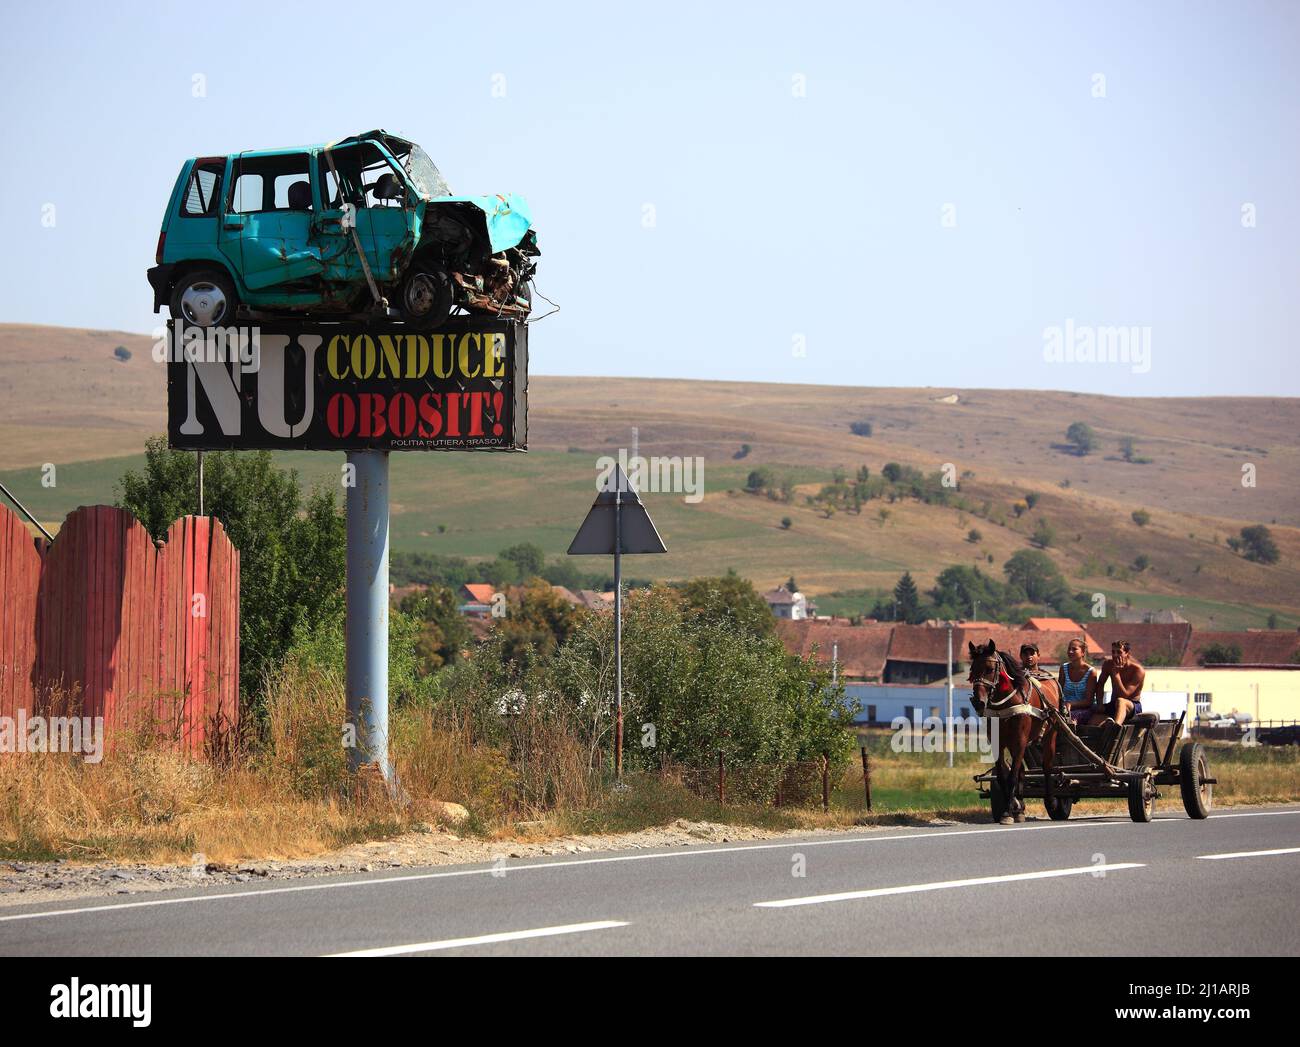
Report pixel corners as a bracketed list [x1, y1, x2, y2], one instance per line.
[399, 268, 452, 326]
[170, 270, 237, 326]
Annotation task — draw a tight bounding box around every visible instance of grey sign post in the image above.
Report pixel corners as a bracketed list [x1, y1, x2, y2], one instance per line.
[568, 464, 666, 776]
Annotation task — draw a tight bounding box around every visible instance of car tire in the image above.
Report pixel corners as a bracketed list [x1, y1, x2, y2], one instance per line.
[399, 267, 453, 326]
[169, 269, 238, 327]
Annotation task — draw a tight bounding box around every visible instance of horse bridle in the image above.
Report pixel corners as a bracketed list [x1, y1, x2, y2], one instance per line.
[969, 651, 1016, 707]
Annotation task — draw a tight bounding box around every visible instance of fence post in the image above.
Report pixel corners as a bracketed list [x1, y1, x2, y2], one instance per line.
[821, 751, 830, 812]
[861, 745, 873, 812]
[718, 751, 726, 805]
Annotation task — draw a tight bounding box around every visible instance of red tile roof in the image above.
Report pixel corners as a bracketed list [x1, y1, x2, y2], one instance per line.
[460, 583, 495, 605]
[1024, 617, 1085, 632]
[1087, 622, 1193, 665]
[776, 620, 893, 680]
[1181, 630, 1300, 667]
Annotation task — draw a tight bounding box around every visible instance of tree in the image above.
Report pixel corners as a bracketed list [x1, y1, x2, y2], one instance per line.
[1131, 509, 1150, 527]
[745, 467, 775, 494]
[780, 516, 792, 530]
[928, 565, 1006, 621]
[499, 542, 546, 580]
[1065, 422, 1098, 456]
[680, 573, 775, 638]
[893, 572, 921, 624]
[1197, 642, 1242, 666]
[118, 438, 346, 714]
[1031, 517, 1056, 548]
[1238, 525, 1280, 565]
[882, 462, 903, 483]
[495, 579, 584, 667]
[1003, 549, 1068, 606]
[849, 421, 873, 437]
[967, 528, 982, 543]
[1024, 492, 1039, 510]
[1119, 436, 1137, 462]
[113, 345, 132, 362]
[399, 585, 471, 671]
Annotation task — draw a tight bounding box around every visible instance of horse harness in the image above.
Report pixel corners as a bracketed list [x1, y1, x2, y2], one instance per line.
[972, 652, 1052, 721]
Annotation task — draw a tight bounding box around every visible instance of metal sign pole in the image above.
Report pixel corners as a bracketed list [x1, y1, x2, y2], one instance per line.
[346, 449, 390, 781]
[614, 479, 623, 778]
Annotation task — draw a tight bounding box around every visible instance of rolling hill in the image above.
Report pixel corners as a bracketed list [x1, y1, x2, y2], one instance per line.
[1, 323, 1298, 629]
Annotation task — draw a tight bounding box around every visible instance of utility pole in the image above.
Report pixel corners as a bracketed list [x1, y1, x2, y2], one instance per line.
[946, 621, 954, 768]
[613, 471, 623, 777]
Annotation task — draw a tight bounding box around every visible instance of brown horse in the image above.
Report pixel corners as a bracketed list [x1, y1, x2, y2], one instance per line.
[968, 639, 1063, 824]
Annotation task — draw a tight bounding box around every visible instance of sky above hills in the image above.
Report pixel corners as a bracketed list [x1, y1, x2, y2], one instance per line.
[1, 0, 1296, 396]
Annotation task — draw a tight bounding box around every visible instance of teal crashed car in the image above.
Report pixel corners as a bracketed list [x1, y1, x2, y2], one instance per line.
[147, 130, 538, 326]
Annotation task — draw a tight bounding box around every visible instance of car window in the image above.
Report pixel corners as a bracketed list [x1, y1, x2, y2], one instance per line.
[181, 162, 223, 218]
[228, 154, 313, 213]
[230, 173, 263, 214]
[319, 143, 405, 209]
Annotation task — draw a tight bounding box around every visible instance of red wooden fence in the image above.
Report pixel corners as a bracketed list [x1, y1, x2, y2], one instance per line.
[0, 503, 239, 754]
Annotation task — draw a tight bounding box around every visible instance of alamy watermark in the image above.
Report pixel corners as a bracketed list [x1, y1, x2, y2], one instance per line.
[1, 711, 104, 763]
[596, 447, 704, 504]
[890, 711, 997, 762]
[1043, 319, 1151, 374]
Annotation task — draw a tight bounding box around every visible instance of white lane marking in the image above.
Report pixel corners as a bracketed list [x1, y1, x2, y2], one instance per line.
[326, 920, 628, 957]
[1196, 847, 1300, 861]
[755, 863, 1146, 908]
[2, 805, 1296, 924]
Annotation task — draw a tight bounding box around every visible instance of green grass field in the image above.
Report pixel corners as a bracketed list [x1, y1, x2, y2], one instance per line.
[4, 447, 1297, 631]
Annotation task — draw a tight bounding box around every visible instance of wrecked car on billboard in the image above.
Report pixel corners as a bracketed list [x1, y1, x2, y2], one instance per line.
[147, 130, 538, 328]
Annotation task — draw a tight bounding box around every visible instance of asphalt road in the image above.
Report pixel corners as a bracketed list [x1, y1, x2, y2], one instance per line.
[2, 806, 1298, 956]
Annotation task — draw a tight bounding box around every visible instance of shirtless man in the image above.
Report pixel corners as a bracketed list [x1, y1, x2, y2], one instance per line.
[1091, 640, 1145, 725]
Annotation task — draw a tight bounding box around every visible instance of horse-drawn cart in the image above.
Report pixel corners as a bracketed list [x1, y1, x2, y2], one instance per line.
[974, 711, 1216, 823]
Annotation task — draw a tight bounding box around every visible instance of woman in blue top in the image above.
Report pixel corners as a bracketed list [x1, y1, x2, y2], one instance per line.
[1057, 637, 1098, 724]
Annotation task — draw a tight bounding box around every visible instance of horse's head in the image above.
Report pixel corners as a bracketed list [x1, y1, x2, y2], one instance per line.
[968, 638, 1020, 710]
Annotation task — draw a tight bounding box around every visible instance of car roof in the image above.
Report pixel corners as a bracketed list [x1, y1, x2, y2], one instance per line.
[203, 129, 416, 161]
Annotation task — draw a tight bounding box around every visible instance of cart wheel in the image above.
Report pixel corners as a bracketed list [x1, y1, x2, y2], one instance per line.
[989, 778, 1008, 823]
[1127, 772, 1155, 823]
[1179, 742, 1212, 819]
[1044, 794, 1073, 821]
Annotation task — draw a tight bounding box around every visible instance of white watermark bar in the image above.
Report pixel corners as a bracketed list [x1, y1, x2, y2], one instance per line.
[0, 712, 105, 763]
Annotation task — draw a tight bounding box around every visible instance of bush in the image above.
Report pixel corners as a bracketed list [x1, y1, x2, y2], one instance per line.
[849, 421, 873, 437]
[781, 516, 792, 530]
[1065, 421, 1098, 456]
[1132, 509, 1150, 527]
[1238, 525, 1280, 565]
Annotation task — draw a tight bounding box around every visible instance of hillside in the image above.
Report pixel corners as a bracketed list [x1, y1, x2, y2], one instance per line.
[1, 323, 1298, 629]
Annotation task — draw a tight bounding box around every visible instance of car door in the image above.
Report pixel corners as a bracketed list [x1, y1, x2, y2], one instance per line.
[313, 142, 416, 288]
[228, 152, 324, 292]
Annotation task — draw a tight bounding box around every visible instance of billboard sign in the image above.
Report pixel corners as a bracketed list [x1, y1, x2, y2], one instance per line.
[165, 317, 527, 451]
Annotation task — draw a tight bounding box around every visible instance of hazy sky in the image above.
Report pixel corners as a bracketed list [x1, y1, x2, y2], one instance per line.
[1, 0, 1296, 395]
